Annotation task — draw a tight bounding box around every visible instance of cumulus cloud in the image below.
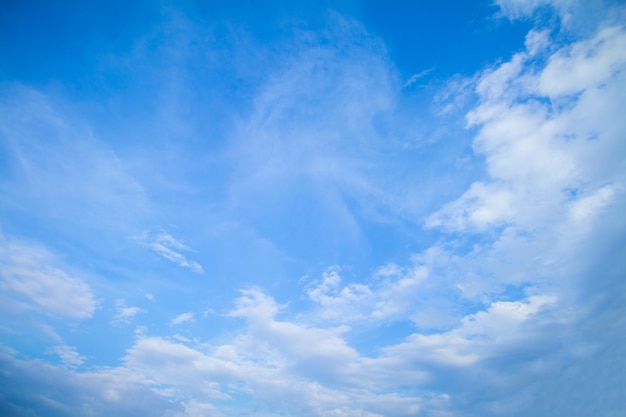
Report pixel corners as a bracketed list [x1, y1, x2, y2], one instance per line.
[120, 287, 575, 416]
[411, 5, 626, 415]
[305, 268, 371, 309]
[0, 234, 96, 320]
[427, 22, 626, 234]
[122, 290, 443, 417]
[384, 295, 557, 367]
[123, 336, 232, 401]
[539, 25, 626, 95]
[302, 264, 430, 324]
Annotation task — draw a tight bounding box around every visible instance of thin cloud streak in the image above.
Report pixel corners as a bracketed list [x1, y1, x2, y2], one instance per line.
[148, 231, 204, 273]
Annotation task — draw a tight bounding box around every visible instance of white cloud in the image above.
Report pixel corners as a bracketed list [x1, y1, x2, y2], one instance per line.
[403, 66, 435, 87]
[173, 400, 220, 417]
[305, 267, 371, 308]
[170, 312, 194, 326]
[224, 14, 449, 259]
[430, 295, 555, 362]
[0, 86, 148, 236]
[495, 0, 575, 20]
[47, 344, 85, 369]
[569, 185, 615, 221]
[409, 7, 626, 415]
[539, 26, 626, 96]
[0, 234, 96, 319]
[428, 21, 626, 235]
[120, 287, 570, 416]
[124, 336, 233, 400]
[302, 265, 429, 324]
[1, 4, 624, 417]
[113, 299, 144, 326]
[148, 231, 204, 273]
[425, 182, 516, 231]
[0, 351, 178, 417]
[371, 265, 429, 319]
[229, 289, 358, 370]
[121, 290, 444, 417]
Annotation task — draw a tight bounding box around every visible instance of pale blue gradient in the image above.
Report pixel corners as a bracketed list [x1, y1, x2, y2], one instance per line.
[1, 1, 625, 416]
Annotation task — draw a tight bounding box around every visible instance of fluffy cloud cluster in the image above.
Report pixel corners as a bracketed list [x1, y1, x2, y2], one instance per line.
[428, 24, 626, 233]
[121, 289, 444, 417]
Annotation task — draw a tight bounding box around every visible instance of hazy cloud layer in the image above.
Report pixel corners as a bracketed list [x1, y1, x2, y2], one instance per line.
[0, 235, 96, 320]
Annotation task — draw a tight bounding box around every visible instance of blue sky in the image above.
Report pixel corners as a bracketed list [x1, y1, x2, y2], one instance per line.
[1, 0, 625, 416]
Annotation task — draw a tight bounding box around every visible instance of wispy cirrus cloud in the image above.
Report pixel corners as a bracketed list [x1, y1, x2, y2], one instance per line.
[403, 66, 435, 88]
[0, 234, 96, 320]
[0, 86, 148, 237]
[113, 299, 144, 326]
[223, 13, 453, 263]
[146, 231, 203, 273]
[170, 312, 194, 326]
